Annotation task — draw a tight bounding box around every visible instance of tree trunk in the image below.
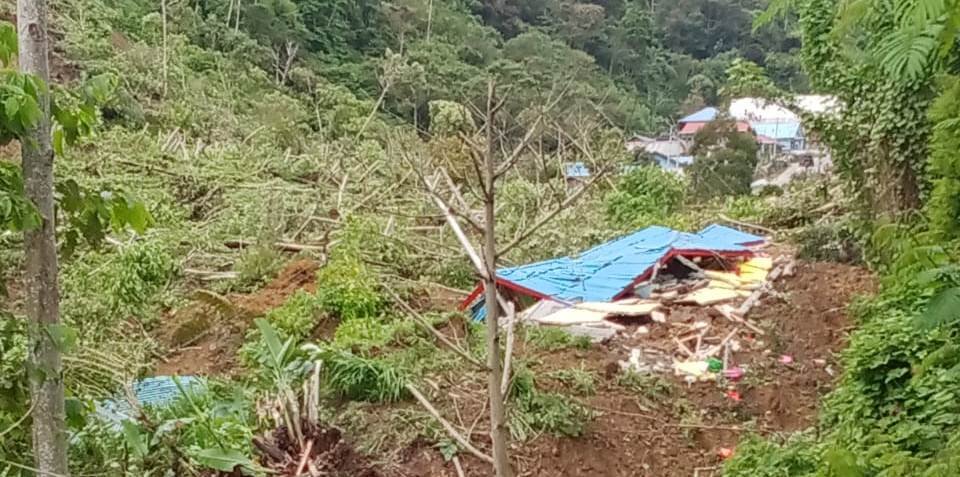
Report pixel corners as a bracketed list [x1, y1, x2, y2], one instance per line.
[482, 81, 513, 477]
[18, 0, 69, 475]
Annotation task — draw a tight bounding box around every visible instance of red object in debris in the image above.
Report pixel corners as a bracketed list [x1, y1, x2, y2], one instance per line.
[725, 389, 742, 402]
[718, 447, 735, 459]
[779, 355, 795, 365]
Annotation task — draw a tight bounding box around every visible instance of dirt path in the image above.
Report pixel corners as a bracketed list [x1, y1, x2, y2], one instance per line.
[393, 261, 875, 477]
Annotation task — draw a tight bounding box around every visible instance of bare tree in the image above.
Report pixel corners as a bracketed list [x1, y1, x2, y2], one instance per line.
[479, 81, 512, 477]
[18, 0, 69, 474]
[398, 80, 607, 477]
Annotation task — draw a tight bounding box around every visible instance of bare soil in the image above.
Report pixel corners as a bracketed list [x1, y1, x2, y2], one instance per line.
[390, 261, 875, 477]
[153, 257, 875, 477]
[155, 259, 320, 376]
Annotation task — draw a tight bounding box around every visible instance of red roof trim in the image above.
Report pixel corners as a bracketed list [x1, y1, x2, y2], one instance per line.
[457, 248, 758, 309]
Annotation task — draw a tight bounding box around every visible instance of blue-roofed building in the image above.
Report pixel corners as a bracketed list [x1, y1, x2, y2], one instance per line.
[461, 224, 764, 320]
[750, 121, 804, 151]
[679, 107, 719, 124]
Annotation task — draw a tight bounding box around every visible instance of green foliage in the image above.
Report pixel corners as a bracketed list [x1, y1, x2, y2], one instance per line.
[548, 365, 596, 396]
[312, 347, 407, 403]
[239, 291, 323, 368]
[428, 100, 475, 137]
[332, 317, 397, 353]
[71, 381, 258, 476]
[724, 433, 819, 476]
[836, 0, 960, 80]
[616, 370, 675, 404]
[688, 118, 759, 200]
[0, 314, 28, 461]
[524, 325, 592, 351]
[794, 0, 935, 216]
[58, 237, 175, 343]
[315, 254, 383, 321]
[794, 221, 863, 264]
[0, 163, 40, 232]
[720, 58, 782, 101]
[234, 244, 284, 291]
[508, 365, 593, 440]
[605, 165, 686, 229]
[728, 233, 960, 475]
[927, 75, 960, 239]
[104, 239, 175, 317]
[56, 179, 154, 256]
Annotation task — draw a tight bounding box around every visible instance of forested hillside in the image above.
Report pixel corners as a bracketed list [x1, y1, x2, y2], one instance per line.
[2, 0, 959, 476]
[3, 0, 803, 137]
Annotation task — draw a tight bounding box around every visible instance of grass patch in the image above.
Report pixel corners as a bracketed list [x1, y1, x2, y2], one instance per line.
[509, 366, 594, 441]
[524, 326, 592, 351]
[617, 370, 676, 406]
[320, 349, 408, 403]
[548, 364, 597, 396]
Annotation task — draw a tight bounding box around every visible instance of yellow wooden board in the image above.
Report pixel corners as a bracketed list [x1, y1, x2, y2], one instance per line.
[682, 287, 741, 305]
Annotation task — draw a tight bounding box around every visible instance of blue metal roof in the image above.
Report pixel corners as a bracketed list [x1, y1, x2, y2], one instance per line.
[96, 376, 202, 427]
[679, 107, 718, 123]
[565, 162, 591, 178]
[750, 121, 802, 140]
[470, 225, 762, 319]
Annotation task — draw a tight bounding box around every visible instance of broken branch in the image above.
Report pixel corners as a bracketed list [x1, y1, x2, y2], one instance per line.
[498, 169, 607, 257]
[384, 286, 487, 370]
[405, 383, 495, 465]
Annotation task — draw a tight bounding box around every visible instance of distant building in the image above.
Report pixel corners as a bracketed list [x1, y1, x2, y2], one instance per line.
[624, 95, 838, 179]
[677, 107, 752, 138]
[564, 162, 591, 186]
[750, 121, 804, 151]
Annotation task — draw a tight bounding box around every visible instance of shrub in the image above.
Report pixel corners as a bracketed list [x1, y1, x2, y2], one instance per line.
[234, 244, 284, 291]
[927, 75, 960, 240]
[315, 254, 383, 321]
[723, 433, 818, 477]
[604, 165, 686, 228]
[239, 291, 323, 367]
[794, 222, 862, 264]
[509, 366, 594, 440]
[321, 349, 408, 403]
[332, 318, 396, 353]
[105, 239, 176, 317]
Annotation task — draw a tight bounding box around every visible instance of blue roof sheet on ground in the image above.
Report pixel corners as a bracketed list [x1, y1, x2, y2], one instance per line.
[679, 107, 718, 123]
[750, 121, 801, 140]
[96, 376, 202, 427]
[471, 225, 762, 319]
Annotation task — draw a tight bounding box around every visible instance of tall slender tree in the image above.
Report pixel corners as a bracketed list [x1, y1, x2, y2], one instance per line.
[17, 0, 69, 474]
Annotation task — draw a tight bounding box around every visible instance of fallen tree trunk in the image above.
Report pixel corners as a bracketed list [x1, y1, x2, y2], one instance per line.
[224, 239, 325, 253]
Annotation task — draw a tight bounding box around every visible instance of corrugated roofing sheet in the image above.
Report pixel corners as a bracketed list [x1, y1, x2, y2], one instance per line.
[679, 120, 751, 135]
[96, 376, 202, 427]
[466, 225, 763, 319]
[750, 121, 801, 140]
[679, 107, 718, 123]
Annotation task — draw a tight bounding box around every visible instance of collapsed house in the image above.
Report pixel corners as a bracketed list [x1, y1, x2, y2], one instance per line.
[461, 224, 789, 382]
[461, 224, 764, 321]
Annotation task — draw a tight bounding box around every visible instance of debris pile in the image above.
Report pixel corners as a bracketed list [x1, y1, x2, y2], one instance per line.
[462, 224, 797, 385]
